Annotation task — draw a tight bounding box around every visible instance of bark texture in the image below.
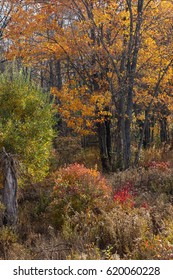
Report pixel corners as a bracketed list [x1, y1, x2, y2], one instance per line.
[0, 148, 18, 227]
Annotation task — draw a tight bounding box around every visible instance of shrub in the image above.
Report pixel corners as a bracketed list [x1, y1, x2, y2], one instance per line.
[0, 226, 32, 260]
[130, 234, 173, 260]
[61, 206, 152, 259]
[0, 227, 17, 259]
[109, 166, 173, 198]
[145, 161, 170, 171]
[0, 71, 55, 183]
[49, 163, 112, 228]
[139, 146, 163, 165]
[113, 182, 135, 208]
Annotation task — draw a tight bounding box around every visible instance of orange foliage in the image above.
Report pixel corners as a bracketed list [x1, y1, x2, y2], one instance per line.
[53, 163, 111, 200]
[50, 163, 112, 227]
[4, 0, 173, 135]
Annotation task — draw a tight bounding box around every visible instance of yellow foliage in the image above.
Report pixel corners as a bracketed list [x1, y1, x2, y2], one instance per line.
[51, 85, 112, 135]
[4, 0, 173, 135]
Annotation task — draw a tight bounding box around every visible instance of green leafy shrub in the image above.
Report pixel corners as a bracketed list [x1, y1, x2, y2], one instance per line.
[49, 163, 112, 228]
[0, 72, 55, 182]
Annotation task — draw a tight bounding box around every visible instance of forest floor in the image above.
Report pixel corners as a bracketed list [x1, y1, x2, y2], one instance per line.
[0, 141, 173, 260]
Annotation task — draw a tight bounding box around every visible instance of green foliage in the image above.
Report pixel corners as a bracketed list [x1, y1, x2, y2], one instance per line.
[0, 72, 55, 182]
[0, 227, 17, 245]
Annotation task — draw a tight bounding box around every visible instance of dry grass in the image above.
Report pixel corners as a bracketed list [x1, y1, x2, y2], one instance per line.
[1, 147, 173, 260]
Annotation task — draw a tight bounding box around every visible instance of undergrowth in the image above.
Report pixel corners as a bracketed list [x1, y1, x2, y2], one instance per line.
[1, 153, 173, 260]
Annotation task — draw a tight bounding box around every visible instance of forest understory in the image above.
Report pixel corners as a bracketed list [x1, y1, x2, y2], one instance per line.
[1, 139, 173, 260]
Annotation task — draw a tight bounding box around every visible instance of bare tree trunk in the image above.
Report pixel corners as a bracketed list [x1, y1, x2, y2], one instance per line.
[160, 118, 168, 144]
[97, 120, 112, 173]
[0, 148, 18, 227]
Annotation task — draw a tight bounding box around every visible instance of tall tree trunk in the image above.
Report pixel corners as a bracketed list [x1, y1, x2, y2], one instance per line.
[160, 118, 168, 143]
[97, 120, 112, 173]
[49, 60, 54, 88]
[115, 86, 127, 171]
[0, 148, 18, 227]
[117, 116, 125, 170]
[124, 86, 133, 169]
[56, 60, 62, 90]
[143, 120, 151, 148]
[124, 0, 144, 168]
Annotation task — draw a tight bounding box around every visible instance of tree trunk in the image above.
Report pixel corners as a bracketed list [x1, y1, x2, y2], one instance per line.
[160, 118, 168, 143]
[97, 120, 112, 173]
[56, 60, 62, 90]
[143, 120, 151, 148]
[114, 89, 126, 171]
[115, 114, 124, 171]
[0, 148, 18, 227]
[124, 86, 133, 169]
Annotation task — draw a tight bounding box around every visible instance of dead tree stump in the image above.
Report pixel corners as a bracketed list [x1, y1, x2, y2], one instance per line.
[0, 147, 18, 227]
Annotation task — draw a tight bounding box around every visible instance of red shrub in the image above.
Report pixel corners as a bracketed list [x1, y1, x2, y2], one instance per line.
[53, 163, 111, 199]
[113, 182, 135, 208]
[50, 163, 112, 227]
[140, 202, 149, 209]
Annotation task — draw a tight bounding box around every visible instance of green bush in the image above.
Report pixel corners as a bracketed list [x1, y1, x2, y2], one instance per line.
[0, 72, 55, 182]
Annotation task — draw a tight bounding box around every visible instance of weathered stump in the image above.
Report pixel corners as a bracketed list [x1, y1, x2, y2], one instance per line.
[0, 147, 18, 227]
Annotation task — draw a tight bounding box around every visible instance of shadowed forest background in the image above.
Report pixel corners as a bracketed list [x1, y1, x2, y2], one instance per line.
[0, 0, 173, 260]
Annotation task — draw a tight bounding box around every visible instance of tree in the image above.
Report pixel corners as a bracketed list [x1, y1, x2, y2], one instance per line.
[0, 72, 55, 226]
[0, 0, 13, 68]
[0, 71, 54, 182]
[0, 147, 18, 227]
[5, 0, 173, 171]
